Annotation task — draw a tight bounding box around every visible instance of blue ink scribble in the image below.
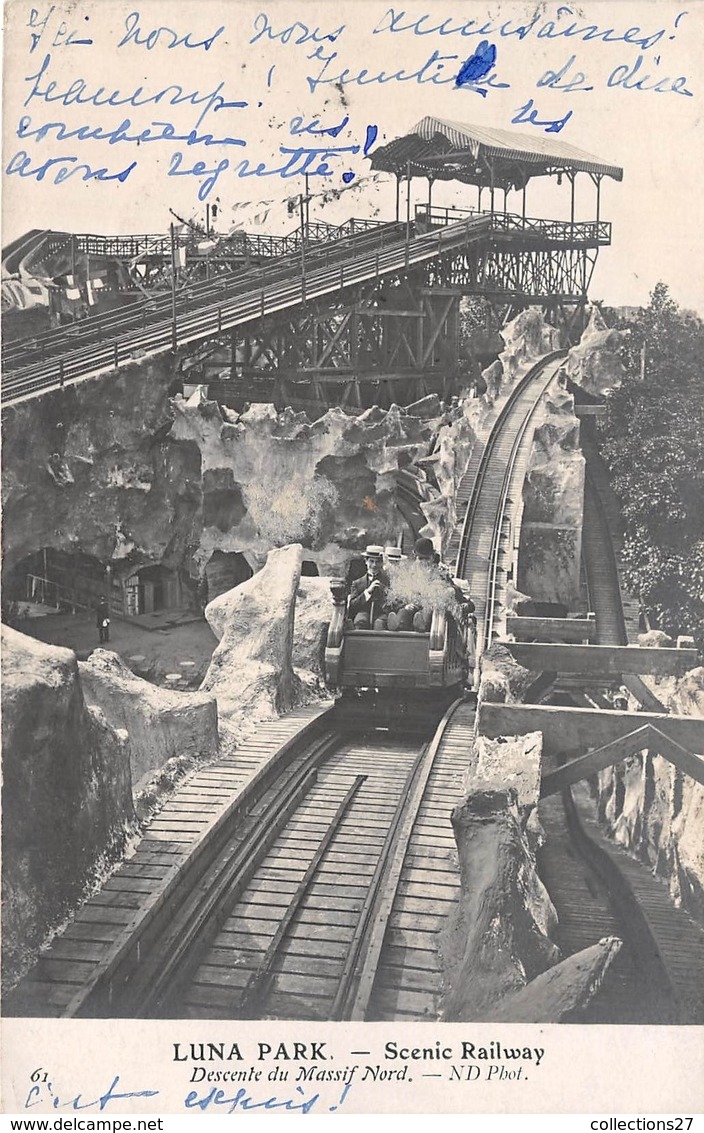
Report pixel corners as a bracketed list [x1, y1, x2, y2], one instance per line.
[511, 98, 573, 133]
[455, 39, 497, 87]
[25, 1075, 159, 1112]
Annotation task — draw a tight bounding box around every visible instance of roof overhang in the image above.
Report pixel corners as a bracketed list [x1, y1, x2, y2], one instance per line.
[370, 116, 623, 190]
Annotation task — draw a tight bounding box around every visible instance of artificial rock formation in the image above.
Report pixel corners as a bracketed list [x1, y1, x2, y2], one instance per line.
[565, 306, 626, 397]
[483, 936, 623, 1022]
[201, 543, 303, 722]
[595, 665, 704, 924]
[482, 308, 560, 402]
[441, 788, 560, 1021]
[79, 650, 219, 792]
[291, 575, 332, 692]
[1, 627, 135, 988]
[477, 643, 536, 706]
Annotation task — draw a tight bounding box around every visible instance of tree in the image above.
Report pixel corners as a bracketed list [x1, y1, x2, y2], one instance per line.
[599, 284, 704, 642]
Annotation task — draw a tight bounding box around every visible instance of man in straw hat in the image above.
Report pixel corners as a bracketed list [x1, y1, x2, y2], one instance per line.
[346, 545, 390, 629]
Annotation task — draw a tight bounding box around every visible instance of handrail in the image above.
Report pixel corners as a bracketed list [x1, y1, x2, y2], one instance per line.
[3, 215, 491, 403]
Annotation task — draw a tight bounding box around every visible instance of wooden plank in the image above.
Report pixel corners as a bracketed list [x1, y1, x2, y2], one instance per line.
[541, 725, 654, 797]
[45, 939, 111, 962]
[506, 615, 596, 642]
[505, 642, 699, 677]
[34, 959, 98, 984]
[73, 906, 135, 925]
[479, 702, 704, 756]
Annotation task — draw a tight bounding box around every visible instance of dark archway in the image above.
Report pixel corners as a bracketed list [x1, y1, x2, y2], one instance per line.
[204, 551, 254, 602]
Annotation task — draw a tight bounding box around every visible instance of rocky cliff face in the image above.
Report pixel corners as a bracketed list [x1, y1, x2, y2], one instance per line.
[566, 306, 626, 396]
[202, 543, 305, 726]
[1, 360, 456, 587]
[79, 650, 219, 792]
[595, 665, 704, 925]
[1, 307, 578, 597]
[1, 627, 136, 989]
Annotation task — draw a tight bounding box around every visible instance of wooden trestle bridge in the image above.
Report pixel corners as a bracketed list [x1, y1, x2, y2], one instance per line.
[2, 117, 621, 412]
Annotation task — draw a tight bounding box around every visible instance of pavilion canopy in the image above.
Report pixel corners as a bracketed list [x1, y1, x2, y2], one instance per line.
[370, 117, 623, 189]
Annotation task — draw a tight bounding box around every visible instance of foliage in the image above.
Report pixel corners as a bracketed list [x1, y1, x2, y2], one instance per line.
[599, 284, 704, 641]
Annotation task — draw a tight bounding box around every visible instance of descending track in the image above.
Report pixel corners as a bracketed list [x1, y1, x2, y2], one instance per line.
[537, 470, 704, 1024]
[2, 214, 492, 406]
[8, 350, 702, 1023]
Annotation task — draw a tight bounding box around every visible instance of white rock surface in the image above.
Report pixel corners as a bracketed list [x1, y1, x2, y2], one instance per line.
[2, 627, 134, 988]
[79, 650, 219, 792]
[201, 543, 303, 722]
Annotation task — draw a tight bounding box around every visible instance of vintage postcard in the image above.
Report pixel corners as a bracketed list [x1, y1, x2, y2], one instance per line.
[1, 0, 703, 1118]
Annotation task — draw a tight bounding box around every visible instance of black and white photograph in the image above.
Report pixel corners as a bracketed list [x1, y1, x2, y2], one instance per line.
[1, 0, 703, 1117]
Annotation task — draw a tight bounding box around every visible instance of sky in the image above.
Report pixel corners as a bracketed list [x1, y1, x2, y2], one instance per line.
[2, 0, 704, 312]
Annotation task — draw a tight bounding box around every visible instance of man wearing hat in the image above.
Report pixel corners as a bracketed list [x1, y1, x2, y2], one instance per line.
[347, 545, 390, 629]
[369, 546, 405, 630]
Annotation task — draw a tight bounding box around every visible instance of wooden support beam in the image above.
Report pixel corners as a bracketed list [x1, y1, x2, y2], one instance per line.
[503, 642, 699, 677]
[478, 702, 704, 757]
[540, 723, 704, 797]
[646, 725, 704, 786]
[574, 404, 606, 418]
[540, 725, 652, 797]
[506, 615, 596, 643]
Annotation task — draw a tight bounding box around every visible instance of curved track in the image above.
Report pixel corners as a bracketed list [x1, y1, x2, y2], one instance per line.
[9, 352, 700, 1023]
[537, 469, 704, 1024]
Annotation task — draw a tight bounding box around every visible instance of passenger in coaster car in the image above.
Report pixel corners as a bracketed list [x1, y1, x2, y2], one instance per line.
[346, 545, 390, 629]
[387, 537, 441, 632]
[370, 545, 405, 630]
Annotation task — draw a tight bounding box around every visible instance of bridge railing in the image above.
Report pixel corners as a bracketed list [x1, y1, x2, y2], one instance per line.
[415, 205, 611, 244]
[42, 218, 389, 266]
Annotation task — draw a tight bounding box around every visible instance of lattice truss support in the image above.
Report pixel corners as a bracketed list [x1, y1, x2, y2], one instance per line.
[187, 238, 598, 410]
[427, 243, 599, 301]
[231, 270, 460, 386]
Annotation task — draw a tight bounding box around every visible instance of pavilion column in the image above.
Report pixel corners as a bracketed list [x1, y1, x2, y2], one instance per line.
[427, 177, 434, 220]
[595, 174, 602, 230]
[406, 159, 412, 252]
[490, 159, 495, 214]
[395, 175, 401, 222]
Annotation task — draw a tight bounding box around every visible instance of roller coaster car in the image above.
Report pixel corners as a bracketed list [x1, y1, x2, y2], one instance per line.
[325, 580, 472, 691]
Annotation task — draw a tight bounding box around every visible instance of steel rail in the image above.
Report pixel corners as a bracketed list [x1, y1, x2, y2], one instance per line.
[236, 774, 368, 1016]
[332, 696, 465, 1021]
[453, 352, 566, 675]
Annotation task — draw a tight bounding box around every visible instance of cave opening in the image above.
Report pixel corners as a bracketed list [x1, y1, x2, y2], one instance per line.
[203, 550, 254, 603]
[4, 547, 111, 616]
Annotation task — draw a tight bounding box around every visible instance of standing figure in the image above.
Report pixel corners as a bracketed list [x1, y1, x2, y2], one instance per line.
[96, 594, 110, 644]
[346, 546, 389, 629]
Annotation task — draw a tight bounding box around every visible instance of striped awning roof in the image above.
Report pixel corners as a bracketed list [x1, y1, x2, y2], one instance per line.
[371, 116, 623, 187]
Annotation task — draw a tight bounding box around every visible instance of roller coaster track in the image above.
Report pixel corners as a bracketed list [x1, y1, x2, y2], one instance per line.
[537, 468, 704, 1024]
[1, 214, 492, 407]
[451, 351, 568, 669]
[7, 352, 702, 1023]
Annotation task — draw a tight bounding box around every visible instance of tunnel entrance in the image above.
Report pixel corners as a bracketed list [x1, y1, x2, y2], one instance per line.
[203, 551, 254, 603]
[5, 548, 111, 616]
